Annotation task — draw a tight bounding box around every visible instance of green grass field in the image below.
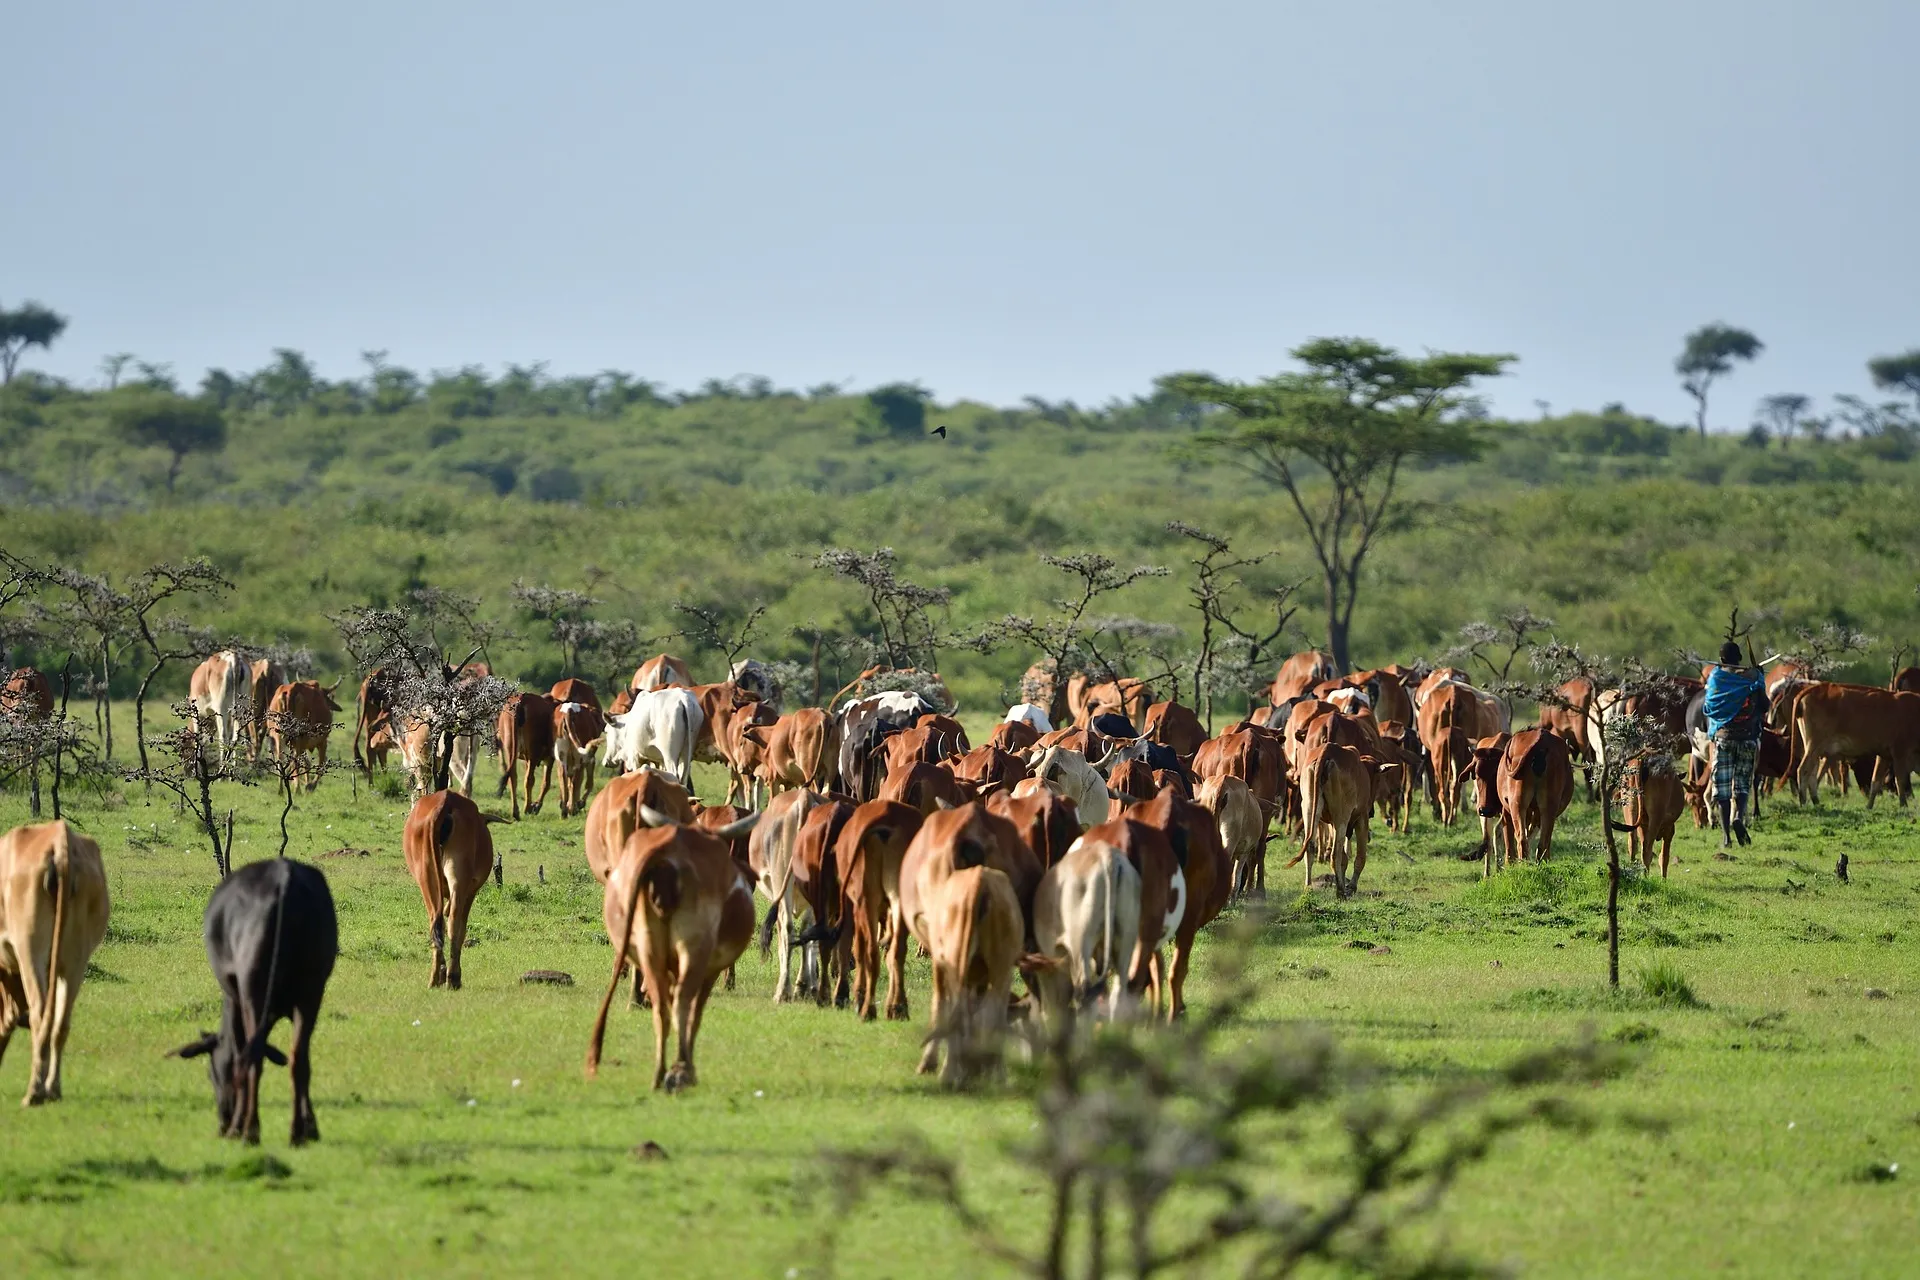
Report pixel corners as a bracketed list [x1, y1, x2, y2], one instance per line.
[3, 708, 1917, 1278]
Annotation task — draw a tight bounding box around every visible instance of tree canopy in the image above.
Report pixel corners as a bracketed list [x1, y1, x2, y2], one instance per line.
[1868, 350, 1920, 412]
[110, 393, 229, 491]
[1675, 323, 1763, 438]
[0, 300, 69, 384]
[1164, 337, 1512, 670]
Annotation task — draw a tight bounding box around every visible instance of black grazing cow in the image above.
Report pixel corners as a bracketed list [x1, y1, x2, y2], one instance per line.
[171, 859, 338, 1145]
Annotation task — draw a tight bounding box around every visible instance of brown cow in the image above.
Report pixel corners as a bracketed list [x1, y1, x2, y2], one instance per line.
[1068, 817, 1178, 1006]
[880, 761, 978, 814]
[401, 791, 501, 989]
[721, 698, 779, 807]
[586, 812, 757, 1093]
[988, 717, 1042, 755]
[883, 723, 954, 778]
[791, 800, 859, 1007]
[1105, 758, 1159, 816]
[915, 713, 971, 755]
[631, 654, 693, 692]
[246, 657, 286, 761]
[553, 699, 606, 817]
[921, 866, 1023, 1086]
[189, 650, 248, 763]
[1487, 728, 1574, 874]
[0, 666, 54, 721]
[750, 707, 838, 796]
[1620, 756, 1686, 878]
[495, 692, 558, 819]
[1894, 667, 1920, 694]
[267, 679, 342, 792]
[833, 800, 924, 1021]
[549, 676, 600, 709]
[1793, 684, 1920, 806]
[985, 788, 1082, 867]
[352, 667, 391, 775]
[1196, 774, 1264, 899]
[1352, 668, 1416, 730]
[1143, 701, 1208, 763]
[1080, 678, 1154, 729]
[691, 681, 759, 766]
[0, 820, 110, 1105]
[1417, 684, 1491, 824]
[1296, 740, 1371, 897]
[950, 743, 1030, 793]
[584, 767, 697, 884]
[1270, 651, 1339, 705]
[1126, 788, 1230, 1019]
[608, 688, 636, 716]
[1539, 675, 1596, 794]
[891, 803, 1040, 1026]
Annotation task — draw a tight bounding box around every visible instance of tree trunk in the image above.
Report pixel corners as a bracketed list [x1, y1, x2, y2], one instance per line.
[1327, 614, 1352, 676]
[134, 657, 165, 781]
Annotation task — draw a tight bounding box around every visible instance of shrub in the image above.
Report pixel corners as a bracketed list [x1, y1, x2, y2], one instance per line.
[1636, 963, 1702, 1008]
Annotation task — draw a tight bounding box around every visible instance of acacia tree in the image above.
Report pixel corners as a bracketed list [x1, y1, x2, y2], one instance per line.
[957, 553, 1167, 726]
[813, 547, 951, 671]
[332, 589, 511, 792]
[31, 569, 136, 758]
[1165, 339, 1511, 672]
[671, 599, 768, 675]
[0, 300, 68, 384]
[510, 581, 600, 674]
[110, 393, 228, 491]
[1869, 349, 1920, 416]
[1675, 323, 1763, 439]
[1168, 521, 1303, 730]
[124, 559, 232, 776]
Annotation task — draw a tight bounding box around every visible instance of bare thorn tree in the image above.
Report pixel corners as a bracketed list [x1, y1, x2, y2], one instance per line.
[1168, 522, 1304, 730]
[955, 553, 1168, 726]
[817, 920, 1621, 1279]
[509, 580, 601, 675]
[31, 569, 136, 758]
[813, 547, 951, 670]
[124, 558, 232, 777]
[134, 701, 251, 880]
[671, 599, 769, 675]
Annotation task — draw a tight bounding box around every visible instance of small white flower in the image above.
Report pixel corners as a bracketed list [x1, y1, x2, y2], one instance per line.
[754, 1090, 765, 1098]
[1893, 1163, 1901, 1173]
[466, 1098, 477, 1107]
[511, 1079, 522, 1088]
[1788, 1121, 1796, 1129]
[412, 1019, 421, 1026]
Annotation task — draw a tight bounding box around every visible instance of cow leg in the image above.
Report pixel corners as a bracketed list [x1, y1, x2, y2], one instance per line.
[1659, 834, 1672, 880]
[919, 961, 948, 1076]
[883, 904, 910, 1021]
[679, 971, 724, 1092]
[529, 758, 553, 815]
[507, 757, 523, 821]
[1350, 820, 1368, 894]
[289, 1004, 319, 1145]
[428, 911, 447, 988]
[1167, 933, 1195, 1021]
[446, 888, 474, 991]
[647, 970, 672, 1091]
[666, 948, 712, 1092]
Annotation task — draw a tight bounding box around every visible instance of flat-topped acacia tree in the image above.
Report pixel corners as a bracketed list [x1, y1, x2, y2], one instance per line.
[1165, 339, 1511, 673]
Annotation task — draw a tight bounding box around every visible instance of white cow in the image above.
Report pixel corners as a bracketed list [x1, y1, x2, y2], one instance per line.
[1025, 745, 1111, 819]
[1030, 837, 1141, 1024]
[601, 687, 702, 785]
[1325, 686, 1371, 714]
[188, 650, 247, 763]
[1003, 702, 1054, 734]
[729, 659, 782, 712]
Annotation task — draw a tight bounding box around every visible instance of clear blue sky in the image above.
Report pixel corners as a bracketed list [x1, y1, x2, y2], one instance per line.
[7, 1, 1916, 425]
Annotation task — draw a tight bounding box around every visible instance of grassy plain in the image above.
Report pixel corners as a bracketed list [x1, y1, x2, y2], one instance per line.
[2, 706, 1918, 1278]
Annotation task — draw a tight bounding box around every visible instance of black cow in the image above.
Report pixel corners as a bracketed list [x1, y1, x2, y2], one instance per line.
[837, 692, 937, 802]
[171, 858, 338, 1146]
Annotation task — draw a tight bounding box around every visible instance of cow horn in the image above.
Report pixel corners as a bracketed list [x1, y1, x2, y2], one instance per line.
[933, 797, 955, 811]
[636, 804, 674, 828]
[323, 676, 343, 694]
[716, 811, 761, 839]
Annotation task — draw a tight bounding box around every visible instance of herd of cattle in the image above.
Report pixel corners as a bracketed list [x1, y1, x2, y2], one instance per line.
[1, 644, 1917, 1142]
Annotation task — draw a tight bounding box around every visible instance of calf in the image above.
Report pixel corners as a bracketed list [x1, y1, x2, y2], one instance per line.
[833, 800, 923, 1021]
[402, 792, 501, 989]
[922, 866, 1023, 1087]
[495, 692, 558, 818]
[246, 657, 287, 762]
[552, 700, 606, 817]
[1196, 773, 1264, 899]
[749, 789, 827, 1002]
[0, 821, 110, 1105]
[1620, 755, 1686, 878]
[399, 719, 477, 798]
[189, 650, 247, 764]
[171, 858, 337, 1145]
[586, 810, 757, 1093]
[722, 698, 780, 807]
[1025, 837, 1141, 1026]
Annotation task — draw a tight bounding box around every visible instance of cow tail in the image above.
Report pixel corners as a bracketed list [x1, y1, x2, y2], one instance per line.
[430, 802, 457, 949]
[588, 847, 649, 1078]
[40, 825, 70, 1033]
[1099, 853, 1117, 994]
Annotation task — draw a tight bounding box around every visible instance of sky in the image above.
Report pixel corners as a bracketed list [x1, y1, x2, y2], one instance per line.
[6, 1, 1917, 425]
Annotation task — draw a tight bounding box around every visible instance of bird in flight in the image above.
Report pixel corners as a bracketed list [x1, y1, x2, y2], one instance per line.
[930, 424, 947, 438]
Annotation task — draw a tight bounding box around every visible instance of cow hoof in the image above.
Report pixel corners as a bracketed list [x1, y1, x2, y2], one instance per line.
[448, 974, 462, 991]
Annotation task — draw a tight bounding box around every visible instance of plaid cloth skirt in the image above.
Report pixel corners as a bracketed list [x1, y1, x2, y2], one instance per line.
[1711, 729, 1758, 809]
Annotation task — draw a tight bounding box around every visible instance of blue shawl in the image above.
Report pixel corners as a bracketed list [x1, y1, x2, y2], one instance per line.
[1704, 666, 1766, 738]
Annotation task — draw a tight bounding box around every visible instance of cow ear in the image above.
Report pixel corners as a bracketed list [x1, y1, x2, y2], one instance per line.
[262, 1043, 289, 1067]
[169, 1032, 218, 1059]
